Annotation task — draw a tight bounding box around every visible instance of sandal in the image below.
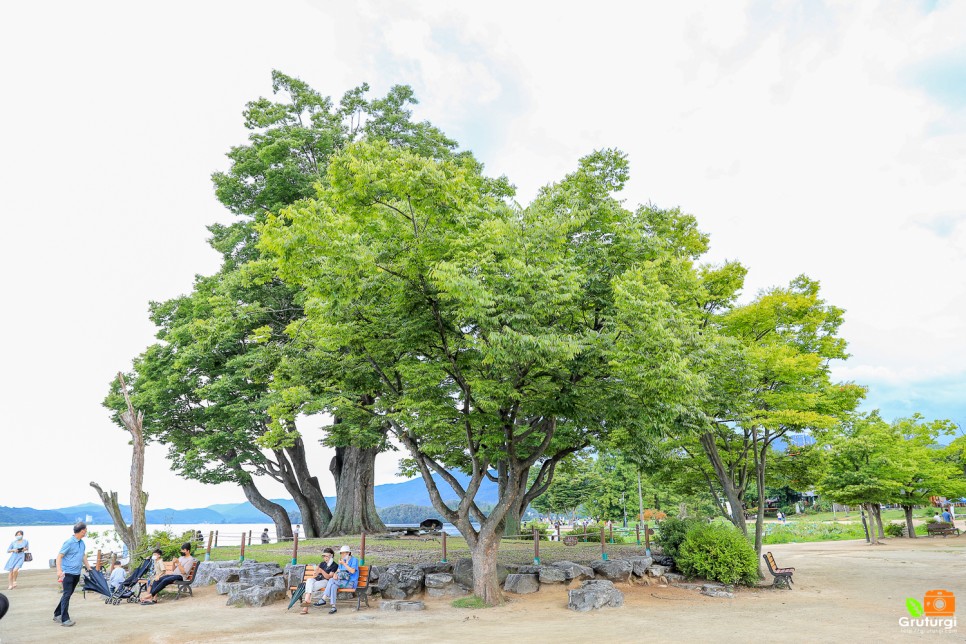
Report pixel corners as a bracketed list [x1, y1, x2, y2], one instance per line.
[300, 606, 309, 615]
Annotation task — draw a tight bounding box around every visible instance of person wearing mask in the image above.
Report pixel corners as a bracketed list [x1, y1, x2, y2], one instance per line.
[5, 530, 28, 589]
[140, 544, 197, 604]
[320, 545, 359, 615]
[54, 522, 92, 627]
[300, 548, 338, 614]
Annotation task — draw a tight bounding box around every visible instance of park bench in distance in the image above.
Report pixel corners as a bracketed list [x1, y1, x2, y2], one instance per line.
[763, 551, 794, 589]
[926, 522, 961, 537]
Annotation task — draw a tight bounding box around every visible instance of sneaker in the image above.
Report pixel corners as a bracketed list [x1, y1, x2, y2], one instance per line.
[328, 607, 337, 614]
[53, 616, 61, 622]
[62, 620, 76, 627]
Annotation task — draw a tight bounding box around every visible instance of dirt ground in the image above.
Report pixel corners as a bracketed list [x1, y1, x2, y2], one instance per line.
[1, 537, 964, 643]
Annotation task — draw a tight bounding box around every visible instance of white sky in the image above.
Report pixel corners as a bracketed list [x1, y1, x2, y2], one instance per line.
[1, 1, 964, 510]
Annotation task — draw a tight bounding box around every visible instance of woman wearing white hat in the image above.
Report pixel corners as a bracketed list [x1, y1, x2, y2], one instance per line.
[318, 545, 359, 614]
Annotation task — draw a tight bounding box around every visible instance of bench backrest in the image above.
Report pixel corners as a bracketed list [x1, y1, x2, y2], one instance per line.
[184, 560, 199, 583]
[303, 565, 317, 582]
[763, 551, 779, 573]
[357, 565, 369, 589]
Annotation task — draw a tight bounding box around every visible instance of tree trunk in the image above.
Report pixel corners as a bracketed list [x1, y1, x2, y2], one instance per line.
[239, 478, 293, 541]
[471, 532, 504, 604]
[753, 432, 767, 560]
[872, 504, 885, 539]
[502, 498, 524, 538]
[864, 504, 879, 544]
[325, 445, 387, 536]
[902, 504, 917, 538]
[637, 470, 645, 520]
[698, 431, 747, 534]
[90, 483, 135, 553]
[271, 439, 332, 538]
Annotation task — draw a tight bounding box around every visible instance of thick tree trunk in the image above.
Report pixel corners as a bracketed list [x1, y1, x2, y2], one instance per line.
[325, 445, 386, 536]
[271, 439, 332, 538]
[864, 504, 879, 544]
[872, 504, 885, 539]
[471, 532, 504, 605]
[902, 505, 917, 538]
[240, 478, 293, 541]
[90, 483, 135, 553]
[502, 506, 523, 538]
[753, 435, 767, 560]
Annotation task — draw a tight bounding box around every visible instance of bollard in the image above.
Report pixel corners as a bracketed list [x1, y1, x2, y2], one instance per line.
[600, 526, 607, 560]
[292, 532, 299, 565]
[214, 530, 219, 548]
[636, 523, 641, 546]
[644, 522, 652, 556]
[441, 530, 448, 563]
[239, 532, 246, 562]
[533, 527, 540, 565]
[360, 531, 367, 566]
[205, 531, 213, 561]
[96, 550, 102, 570]
[609, 522, 613, 544]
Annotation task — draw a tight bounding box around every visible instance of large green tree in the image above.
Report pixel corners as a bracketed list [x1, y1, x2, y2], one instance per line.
[262, 142, 704, 603]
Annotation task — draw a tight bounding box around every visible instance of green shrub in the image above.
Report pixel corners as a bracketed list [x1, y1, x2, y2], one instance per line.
[656, 517, 702, 560]
[143, 529, 195, 560]
[676, 523, 758, 585]
[884, 522, 906, 538]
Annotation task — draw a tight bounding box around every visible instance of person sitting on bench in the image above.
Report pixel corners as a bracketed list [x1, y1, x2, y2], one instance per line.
[300, 548, 339, 614]
[140, 544, 197, 604]
[320, 545, 359, 615]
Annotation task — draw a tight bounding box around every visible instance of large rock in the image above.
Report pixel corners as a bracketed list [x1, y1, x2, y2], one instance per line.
[369, 565, 387, 585]
[516, 565, 541, 574]
[567, 579, 625, 612]
[537, 566, 568, 584]
[225, 576, 288, 607]
[209, 562, 284, 588]
[380, 600, 426, 611]
[550, 561, 595, 582]
[217, 581, 252, 595]
[284, 564, 307, 590]
[378, 564, 426, 600]
[701, 584, 734, 599]
[503, 573, 539, 594]
[652, 554, 674, 568]
[424, 573, 454, 588]
[195, 561, 241, 586]
[423, 572, 468, 598]
[646, 564, 670, 578]
[417, 562, 453, 575]
[626, 556, 654, 577]
[452, 559, 511, 590]
[591, 559, 633, 583]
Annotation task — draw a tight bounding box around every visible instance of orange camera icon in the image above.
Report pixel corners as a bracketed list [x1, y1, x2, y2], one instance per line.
[924, 590, 955, 617]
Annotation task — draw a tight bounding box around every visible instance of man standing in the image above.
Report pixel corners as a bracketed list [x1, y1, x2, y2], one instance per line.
[54, 522, 91, 627]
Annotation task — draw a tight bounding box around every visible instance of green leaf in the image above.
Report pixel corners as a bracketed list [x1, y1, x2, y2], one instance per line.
[906, 597, 924, 618]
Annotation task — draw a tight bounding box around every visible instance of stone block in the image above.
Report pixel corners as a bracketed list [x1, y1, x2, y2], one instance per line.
[550, 561, 594, 581]
[567, 579, 624, 612]
[380, 600, 426, 611]
[626, 556, 654, 577]
[537, 566, 568, 584]
[591, 559, 633, 583]
[503, 573, 539, 594]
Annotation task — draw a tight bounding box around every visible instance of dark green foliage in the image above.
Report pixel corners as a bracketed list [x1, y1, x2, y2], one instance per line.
[655, 517, 702, 560]
[676, 523, 759, 585]
[884, 522, 905, 538]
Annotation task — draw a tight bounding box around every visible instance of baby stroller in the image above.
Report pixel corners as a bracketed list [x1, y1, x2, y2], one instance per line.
[107, 558, 154, 606]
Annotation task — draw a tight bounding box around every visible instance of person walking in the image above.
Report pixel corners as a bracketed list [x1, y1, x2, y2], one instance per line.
[5, 530, 29, 589]
[54, 522, 91, 627]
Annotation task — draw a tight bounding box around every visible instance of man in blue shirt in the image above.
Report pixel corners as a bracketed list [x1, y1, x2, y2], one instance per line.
[54, 522, 91, 627]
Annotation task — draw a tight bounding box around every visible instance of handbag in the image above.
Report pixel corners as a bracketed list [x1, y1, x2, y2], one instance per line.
[24, 552, 33, 562]
[337, 570, 351, 581]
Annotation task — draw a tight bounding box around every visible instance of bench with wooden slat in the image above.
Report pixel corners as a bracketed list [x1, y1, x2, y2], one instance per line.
[926, 522, 961, 537]
[293, 564, 370, 610]
[291, 564, 318, 594]
[763, 551, 794, 589]
[175, 560, 200, 599]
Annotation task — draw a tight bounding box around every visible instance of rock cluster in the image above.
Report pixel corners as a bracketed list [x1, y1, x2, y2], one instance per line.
[567, 579, 625, 612]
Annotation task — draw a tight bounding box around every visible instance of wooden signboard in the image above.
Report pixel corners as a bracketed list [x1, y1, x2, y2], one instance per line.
[563, 536, 579, 546]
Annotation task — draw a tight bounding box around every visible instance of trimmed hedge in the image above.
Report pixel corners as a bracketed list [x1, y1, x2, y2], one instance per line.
[676, 523, 758, 585]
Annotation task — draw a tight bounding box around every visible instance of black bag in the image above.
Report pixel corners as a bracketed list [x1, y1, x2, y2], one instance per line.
[23, 553, 33, 562]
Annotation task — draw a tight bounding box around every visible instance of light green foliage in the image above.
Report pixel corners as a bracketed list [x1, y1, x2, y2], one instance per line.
[143, 530, 195, 560]
[676, 522, 759, 585]
[261, 140, 706, 601]
[762, 521, 867, 544]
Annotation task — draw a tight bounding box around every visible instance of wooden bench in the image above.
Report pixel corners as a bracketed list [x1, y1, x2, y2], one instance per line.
[175, 560, 200, 599]
[926, 522, 961, 537]
[293, 564, 370, 610]
[763, 551, 794, 589]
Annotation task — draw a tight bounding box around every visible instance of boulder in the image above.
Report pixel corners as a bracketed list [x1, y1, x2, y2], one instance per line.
[516, 565, 541, 574]
[417, 562, 453, 575]
[537, 566, 568, 584]
[378, 564, 425, 600]
[626, 556, 654, 577]
[550, 561, 595, 581]
[567, 579, 625, 612]
[195, 561, 240, 586]
[503, 573, 540, 594]
[652, 554, 674, 568]
[380, 600, 426, 611]
[284, 564, 307, 590]
[217, 581, 251, 596]
[427, 585, 469, 598]
[424, 573, 454, 588]
[664, 572, 685, 584]
[369, 565, 387, 584]
[701, 584, 734, 599]
[591, 559, 633, 583]
[209, 562, 284, 588]
[226, 576, 288, 607]
[452, 559, 511, 590]
[646, 564, 670, 577]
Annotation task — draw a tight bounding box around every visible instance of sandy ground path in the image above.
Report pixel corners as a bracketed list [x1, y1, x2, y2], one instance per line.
[1, 537, 964, 643]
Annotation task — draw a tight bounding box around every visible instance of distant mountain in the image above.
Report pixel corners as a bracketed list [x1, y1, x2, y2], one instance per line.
[9, 471, 500, 526]
[0, 506, 71, 526]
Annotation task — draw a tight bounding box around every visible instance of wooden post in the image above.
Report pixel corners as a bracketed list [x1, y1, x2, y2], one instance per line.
[205, 531, 213, 561]
[248, 530, 252, 547]
[441, 530, 448, 563]
[533, 527, 540, 565]
[636, 522, 641, 546]
[600, 526, 607, 560]
[239, 532, 246, 562]
[556, 524, 561, 542]
[644, 523, 651, 555]
[96, 550, 102, 570]
[609, 522, 613, 544]
[291, 532, 299, 565]
[214, 530, 219, 548]
[360, 531, 367, 566]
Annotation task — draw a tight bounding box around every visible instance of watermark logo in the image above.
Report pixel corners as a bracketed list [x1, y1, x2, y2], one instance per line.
[900, 590, 957, 634]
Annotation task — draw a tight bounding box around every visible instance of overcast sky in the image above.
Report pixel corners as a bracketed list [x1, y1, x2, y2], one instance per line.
[1, 1, 964, 511]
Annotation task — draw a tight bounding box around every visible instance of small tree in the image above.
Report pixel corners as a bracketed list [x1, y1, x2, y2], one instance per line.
[93, 373, 148, 558]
